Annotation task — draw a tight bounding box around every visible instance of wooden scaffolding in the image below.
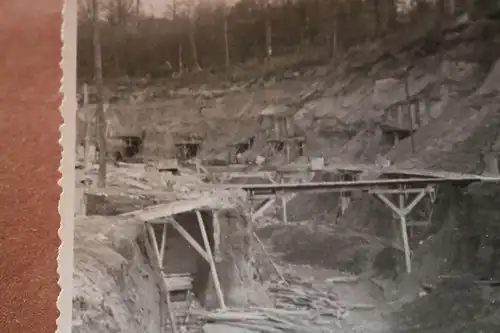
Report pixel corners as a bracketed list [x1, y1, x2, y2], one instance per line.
[209, 162, 500, 274]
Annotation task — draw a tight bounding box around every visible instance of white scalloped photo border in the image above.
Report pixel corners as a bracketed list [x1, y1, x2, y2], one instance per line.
[58, 0, 77, 332]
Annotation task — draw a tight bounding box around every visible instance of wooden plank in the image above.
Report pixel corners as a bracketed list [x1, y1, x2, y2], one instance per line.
[325, 162, 500, 181]
[374, 193, 401, 216]
[195, 210, 226, 309]
[403, 190, 427, 215]
[85, 187, 176, 199]
[369, 188, 433, 194]
[159, 222, 168, 262]
[210, 177, 487, 195]
[119, 196, 237, 222]
[163, 273, 193, 291]
[252, 198, 276, 219]
[143, 224, 179, 333]
[215, 171, 274, 179]
[398, 193, 412, 274]
[169, 219, 211, 263]
[251, 232, 288, 285]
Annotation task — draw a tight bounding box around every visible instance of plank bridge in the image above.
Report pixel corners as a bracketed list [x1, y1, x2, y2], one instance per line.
[206, 161, 500, 274]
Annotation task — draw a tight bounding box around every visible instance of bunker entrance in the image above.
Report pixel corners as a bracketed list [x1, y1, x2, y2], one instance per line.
[149, 211, 215, 306]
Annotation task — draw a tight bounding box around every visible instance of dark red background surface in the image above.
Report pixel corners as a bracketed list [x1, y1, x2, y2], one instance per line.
[0, 1, 63, 332]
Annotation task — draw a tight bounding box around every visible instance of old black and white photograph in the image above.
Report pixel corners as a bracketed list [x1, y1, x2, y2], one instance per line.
[73, 0, 500, 332]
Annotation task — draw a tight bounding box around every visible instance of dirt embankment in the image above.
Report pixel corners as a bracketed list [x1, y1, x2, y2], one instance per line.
[72, 216, 161, 333]
[255, 14, 500, 333]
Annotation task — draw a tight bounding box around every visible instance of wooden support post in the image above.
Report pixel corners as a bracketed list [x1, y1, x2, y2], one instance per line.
[285, 142, 291, 163]
[373, 188, 431, 274]
[280, 176, 288, 224]
[266, 172, 277, 184]
[141, 227, 165, 333]
[299, 140, 305, 156]
[281, 195, 288, 224]
[410, 101, 417, 130]
[374, 193, 400, 215]
[251, 231, 288, 285]
[415, 100, 421, 127]
[169, 219, 211, 263]
[398, 192, 412, 274]
[212, 211, 222, 263]
[404, 191, 427, 215]
[195, 210, 226, 310]
[252, 198, 277, 219]
[146, 222, 178, 333]
[159, 222, 167, 261]
[146, 223, 163, 269]
[273, 116, 280, 138]
[182, 145, 187, 162]
[394, 133, 400, 145]
[340, 194, 350, 215]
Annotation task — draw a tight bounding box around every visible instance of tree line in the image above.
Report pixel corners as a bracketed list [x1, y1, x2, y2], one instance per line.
[77, 0, 497, 81]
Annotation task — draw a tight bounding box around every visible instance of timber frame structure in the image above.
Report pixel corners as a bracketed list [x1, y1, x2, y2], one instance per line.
[118, 198, 234, 333]
[204, 160, 500, 274]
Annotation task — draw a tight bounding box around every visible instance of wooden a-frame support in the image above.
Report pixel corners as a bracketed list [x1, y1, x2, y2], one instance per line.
[145, 221, 178, 333]
[371, 185, 434, 273]
[145, 210, 226, 333]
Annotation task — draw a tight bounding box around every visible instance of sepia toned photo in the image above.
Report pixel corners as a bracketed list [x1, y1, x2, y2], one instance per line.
[72, 0, 500, 332]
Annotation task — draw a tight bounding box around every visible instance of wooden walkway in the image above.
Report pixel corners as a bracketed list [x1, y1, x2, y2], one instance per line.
[202, 161, 499, 182]
[206, 162, 500, 275]
[322, 162, 498, 181]
[211, 176, 500, 197]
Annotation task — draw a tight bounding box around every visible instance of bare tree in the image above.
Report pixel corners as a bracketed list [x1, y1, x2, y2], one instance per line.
[77, 0, 486, 80]
[223, 8, 231, 69]
[186, 0, 202, 71]
[92, 0, 108, 187]
[171, 0, 185, 74]
[264, 2, 273, 60]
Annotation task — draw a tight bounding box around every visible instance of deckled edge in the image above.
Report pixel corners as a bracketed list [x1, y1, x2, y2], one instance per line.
[57, 0, 77, 332]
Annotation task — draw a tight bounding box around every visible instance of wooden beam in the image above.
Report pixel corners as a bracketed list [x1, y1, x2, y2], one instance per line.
[398, 193, 412, 273]
[168, 219, 211, 263]
[212, 177, 490, 196]
[252, 198, 276, 219]
[144, 223, 179, 333]
[251, 231, 288, 285]
[195, 210, 226, 310]
[146, 223, 162, 263]
[266, 172, 277, 184]
[369, 188, 431, 194]
[282, 196, 288, 224]
[212, 211, 222, 263]
[159, 222, 168, 262]
[403, 190, 428, 215]
[374, 193, 401, 216]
